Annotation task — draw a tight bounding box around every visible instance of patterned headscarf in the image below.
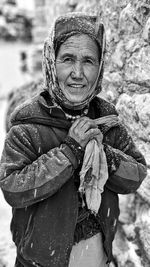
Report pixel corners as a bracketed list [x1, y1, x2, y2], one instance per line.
[42, 12, 106, 110]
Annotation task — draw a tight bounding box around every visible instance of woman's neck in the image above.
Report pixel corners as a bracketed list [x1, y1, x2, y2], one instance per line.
[62, 105, 88, 116]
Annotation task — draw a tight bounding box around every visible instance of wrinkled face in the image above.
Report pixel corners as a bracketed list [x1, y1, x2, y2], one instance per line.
[55, 34, 100, 104]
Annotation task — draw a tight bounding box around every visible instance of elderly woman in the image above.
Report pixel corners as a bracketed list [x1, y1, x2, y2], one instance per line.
[0, 12, 147, 267]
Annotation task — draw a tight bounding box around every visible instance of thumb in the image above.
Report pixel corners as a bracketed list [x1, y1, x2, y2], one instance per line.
[93, 132, 103, 144]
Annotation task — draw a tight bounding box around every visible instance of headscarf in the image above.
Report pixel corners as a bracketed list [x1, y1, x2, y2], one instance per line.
[42, 12, 106, 110]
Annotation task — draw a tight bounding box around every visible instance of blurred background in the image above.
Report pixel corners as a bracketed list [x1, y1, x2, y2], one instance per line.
[0, 0, 150, 266]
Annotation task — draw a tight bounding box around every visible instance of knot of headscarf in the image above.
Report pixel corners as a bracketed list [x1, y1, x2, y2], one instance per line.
[79, 115, 119, 214]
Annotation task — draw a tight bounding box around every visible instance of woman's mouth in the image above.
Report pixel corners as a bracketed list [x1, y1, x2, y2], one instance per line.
[68, 84, 85, 88]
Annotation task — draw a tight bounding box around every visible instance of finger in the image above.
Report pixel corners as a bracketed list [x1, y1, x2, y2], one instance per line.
[93, 132, 103, 143]
[80, 120, 98, 132]
[74, 116, 97, 129]
[71, 116, 90, 130]
[70, 116, 86, 129]
[84, 128, 101, 140]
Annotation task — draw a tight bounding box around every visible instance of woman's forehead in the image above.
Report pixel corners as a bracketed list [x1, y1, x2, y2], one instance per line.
[57, 34, 100, 58]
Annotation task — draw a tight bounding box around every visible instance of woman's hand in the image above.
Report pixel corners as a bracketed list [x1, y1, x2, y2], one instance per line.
[68, 117, 103, 148]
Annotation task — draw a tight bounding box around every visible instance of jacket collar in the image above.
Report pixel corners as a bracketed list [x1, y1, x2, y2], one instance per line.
[38, 90, 66, 119]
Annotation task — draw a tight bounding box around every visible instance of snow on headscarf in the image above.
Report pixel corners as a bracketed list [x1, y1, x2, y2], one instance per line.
[42, 12, 106, 110]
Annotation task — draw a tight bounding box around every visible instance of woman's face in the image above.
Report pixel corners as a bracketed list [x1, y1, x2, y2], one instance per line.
[55, 34, 100, 104]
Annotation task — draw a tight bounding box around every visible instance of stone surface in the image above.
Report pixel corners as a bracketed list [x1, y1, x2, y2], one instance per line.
[116, 93, 150, 143]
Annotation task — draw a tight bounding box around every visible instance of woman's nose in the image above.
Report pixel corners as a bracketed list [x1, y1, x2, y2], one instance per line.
[71, 61, 84, 79]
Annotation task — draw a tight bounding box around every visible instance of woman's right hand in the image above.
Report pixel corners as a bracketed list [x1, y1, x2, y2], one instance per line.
[68, 116, 102, 148]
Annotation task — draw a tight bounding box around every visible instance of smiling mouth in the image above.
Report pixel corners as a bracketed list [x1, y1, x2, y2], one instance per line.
[68, 84, 85, 88]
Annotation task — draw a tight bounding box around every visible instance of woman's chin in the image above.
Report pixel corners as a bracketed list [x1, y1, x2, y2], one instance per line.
[65, 95, 87, 104]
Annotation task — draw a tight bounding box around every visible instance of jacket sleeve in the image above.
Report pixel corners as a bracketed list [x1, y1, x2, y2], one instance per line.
[103, 123, 147, 194]
[0, 125, 78, 208]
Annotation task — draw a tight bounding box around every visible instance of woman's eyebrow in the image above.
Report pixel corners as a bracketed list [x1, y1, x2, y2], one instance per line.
[60, 53, 74, 58]
[60, 53, 97, 61]
[83, 55, 97, 61]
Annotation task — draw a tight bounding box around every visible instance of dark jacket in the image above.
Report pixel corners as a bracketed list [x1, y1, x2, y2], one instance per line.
[0, 91, 147, 267]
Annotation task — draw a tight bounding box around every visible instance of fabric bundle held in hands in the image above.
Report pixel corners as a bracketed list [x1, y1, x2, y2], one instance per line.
[79, 138, 108, 214]
[79, 115, 119, 214]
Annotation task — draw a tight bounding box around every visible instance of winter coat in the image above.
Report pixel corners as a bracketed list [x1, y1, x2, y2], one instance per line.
[0, 90, 147, 267]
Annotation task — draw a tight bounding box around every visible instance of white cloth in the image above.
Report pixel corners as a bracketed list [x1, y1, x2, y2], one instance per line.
[79, 115, 119, 214]
[79, 138, 108, 214]
[69, 233, 108, 267]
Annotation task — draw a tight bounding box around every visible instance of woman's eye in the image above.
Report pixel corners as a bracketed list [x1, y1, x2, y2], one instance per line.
[63, 57, 73, 63]
[84, 59, 94, 65]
